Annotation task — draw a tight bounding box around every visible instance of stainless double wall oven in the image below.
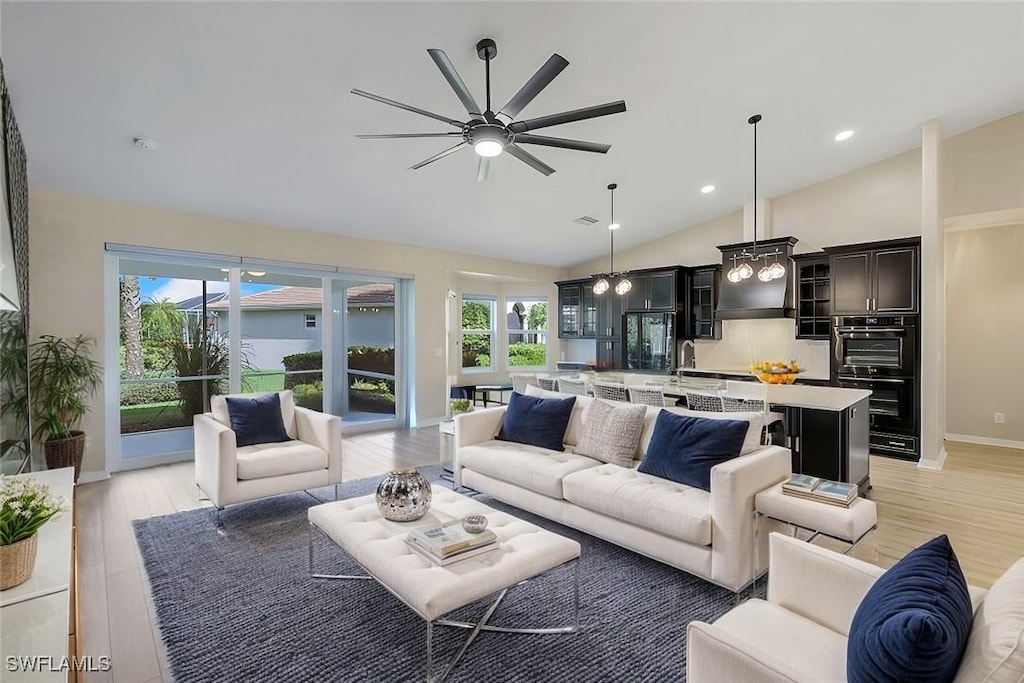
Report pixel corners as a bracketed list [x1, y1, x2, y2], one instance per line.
[832, 316, 920, 459]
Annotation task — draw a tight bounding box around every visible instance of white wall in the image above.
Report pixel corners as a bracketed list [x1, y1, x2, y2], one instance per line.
[945, 111, 1024, 218]
[945, 223, 1024, 444]
[28, 190, 567, 475]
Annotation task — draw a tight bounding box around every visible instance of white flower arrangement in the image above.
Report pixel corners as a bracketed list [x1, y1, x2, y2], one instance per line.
[0, 476, 68, 546]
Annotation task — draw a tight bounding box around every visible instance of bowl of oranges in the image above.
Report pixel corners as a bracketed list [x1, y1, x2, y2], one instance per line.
[749, 361, 801, 385]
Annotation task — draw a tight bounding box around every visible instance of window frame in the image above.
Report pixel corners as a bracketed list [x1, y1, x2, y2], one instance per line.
[504, 296, 548, 371]
[460, 295, 496, 373]
[304, 313, 317, 329]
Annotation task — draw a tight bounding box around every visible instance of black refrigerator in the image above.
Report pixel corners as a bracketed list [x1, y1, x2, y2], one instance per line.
[623, 312, 675, 372]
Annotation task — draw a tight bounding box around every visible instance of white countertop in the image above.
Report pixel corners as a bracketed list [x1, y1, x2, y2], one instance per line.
[680, 367, 832, 382]
[0, 468, 75, 608]
[663, 382, 871, 411]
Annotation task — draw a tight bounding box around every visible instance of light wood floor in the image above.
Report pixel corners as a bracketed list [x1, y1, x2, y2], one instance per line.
[74, 433, 1023, 683]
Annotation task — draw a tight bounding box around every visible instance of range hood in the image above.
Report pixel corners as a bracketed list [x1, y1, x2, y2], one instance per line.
[715, 236, 798, 320]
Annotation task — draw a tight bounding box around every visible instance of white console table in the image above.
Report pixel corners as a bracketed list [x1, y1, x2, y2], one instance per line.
[0, 468, 77, 682]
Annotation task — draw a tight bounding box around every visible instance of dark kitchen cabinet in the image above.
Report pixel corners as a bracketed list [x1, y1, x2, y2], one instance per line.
[782, 397, 871, 494]
[557, 281, 584, 338]
[827, 239, 919, 316]
[595, 338, 621, 369]
[793, 254, 831, 339]
[557, 279, 623, 339]
[624, 270, 678, 312]
[686, 266, 721, 340]
[597, 289, 623, 339]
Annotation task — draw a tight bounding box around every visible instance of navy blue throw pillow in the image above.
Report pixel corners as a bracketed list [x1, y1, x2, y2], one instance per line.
[496, 392, 576, 452]
[225, 393, 291, 448]
[637, 411, 748, 491]
[847, 535, 972, 683]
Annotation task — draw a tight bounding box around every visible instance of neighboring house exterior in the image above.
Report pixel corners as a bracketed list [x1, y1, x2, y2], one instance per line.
[175, 292, 229, 343]
[206, 285, 395, 370]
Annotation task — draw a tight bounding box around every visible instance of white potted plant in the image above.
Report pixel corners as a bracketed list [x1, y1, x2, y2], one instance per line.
[0, 476, 68, 590]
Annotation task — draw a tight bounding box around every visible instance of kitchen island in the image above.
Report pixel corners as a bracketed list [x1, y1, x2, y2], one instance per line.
[663, 379, 872, 492]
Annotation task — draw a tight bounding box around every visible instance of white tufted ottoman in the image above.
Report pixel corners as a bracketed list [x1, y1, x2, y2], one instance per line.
[308, 485, 581, 681]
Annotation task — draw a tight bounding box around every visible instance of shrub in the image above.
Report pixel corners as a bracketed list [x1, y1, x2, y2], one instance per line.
[292, 382, 324, 411]
[119, 382, 180, 406]
[282, 351, 323, 389]
[509, 343, 546, 367]
[281, 348, 396, 389]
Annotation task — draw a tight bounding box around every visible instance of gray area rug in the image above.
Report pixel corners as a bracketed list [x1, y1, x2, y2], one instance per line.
[134, 468, 745, 682]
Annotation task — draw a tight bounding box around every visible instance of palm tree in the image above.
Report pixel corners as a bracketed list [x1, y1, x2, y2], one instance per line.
[141, 298, 185, 341]
[119, 275, 143, 379]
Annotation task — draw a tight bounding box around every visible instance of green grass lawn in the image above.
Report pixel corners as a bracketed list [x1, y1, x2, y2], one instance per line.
[243, 371, 285, 392]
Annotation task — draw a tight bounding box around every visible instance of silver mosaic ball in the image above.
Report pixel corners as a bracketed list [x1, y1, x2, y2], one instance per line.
[375, 469, 432, 522]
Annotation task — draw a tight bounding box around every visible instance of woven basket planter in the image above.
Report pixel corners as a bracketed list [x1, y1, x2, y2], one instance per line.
[0, 534, 39, 590]
[44, 431, 85, 482]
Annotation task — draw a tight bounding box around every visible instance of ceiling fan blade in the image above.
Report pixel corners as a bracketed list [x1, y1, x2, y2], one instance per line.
[514, 134, 610, 154]
[427, 49, 483, 117]
[356, 133, 464, 139]
[507, 100, 627, 133]
[505, 144, 555, 176]
[477, 157, 490, 182]
[497, 54, 569, 120]
[351, 89, 465, 128]
[410, 142, 468, 170]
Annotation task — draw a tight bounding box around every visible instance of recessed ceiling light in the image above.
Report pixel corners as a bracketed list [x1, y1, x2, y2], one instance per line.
[132, 137, 157, 150]
[700, 184, 715, 194]
[834, 130, 855, 142]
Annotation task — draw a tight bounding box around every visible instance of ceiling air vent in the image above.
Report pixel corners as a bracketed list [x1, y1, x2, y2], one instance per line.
[574, 216, 599, 226]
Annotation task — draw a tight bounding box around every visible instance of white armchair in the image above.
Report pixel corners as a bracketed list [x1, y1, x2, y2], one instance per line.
[687, 533, 1022, 683]
[194, 404, 342, 519]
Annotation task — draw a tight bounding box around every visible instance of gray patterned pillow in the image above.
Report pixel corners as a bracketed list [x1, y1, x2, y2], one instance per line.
[573, 399, 648, 467]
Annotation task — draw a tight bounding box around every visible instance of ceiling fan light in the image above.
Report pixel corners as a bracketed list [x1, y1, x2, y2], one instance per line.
[614, 278, 632, 295]
[474, 140, 504, 157]
[593, 278, 610, 295]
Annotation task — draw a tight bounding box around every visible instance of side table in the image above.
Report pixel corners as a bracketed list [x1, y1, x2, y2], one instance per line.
[438, 421, 455, 486]
[753, 483, 878, 590]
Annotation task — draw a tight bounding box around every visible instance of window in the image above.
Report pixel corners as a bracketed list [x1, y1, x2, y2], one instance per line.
[461, 295, 495, 371]
[304, 313, 317, 329]
[506, 298, 547, 369]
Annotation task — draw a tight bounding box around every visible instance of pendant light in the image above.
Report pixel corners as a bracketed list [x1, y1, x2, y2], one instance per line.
[593, 183, 632, 296]
[727, 114, 784, 284]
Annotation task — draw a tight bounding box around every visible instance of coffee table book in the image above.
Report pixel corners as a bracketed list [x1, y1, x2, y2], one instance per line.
[407, 522, 497, 558]
[405, 537, 497, 566]
[781, 475, 857, 507]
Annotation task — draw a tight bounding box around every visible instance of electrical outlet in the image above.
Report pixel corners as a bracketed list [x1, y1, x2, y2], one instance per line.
[434, 347, 443, 357]
[994, 412, 1006, 424]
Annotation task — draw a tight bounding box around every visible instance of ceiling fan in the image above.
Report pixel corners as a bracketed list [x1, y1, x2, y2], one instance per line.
[351, 38, 626, 181]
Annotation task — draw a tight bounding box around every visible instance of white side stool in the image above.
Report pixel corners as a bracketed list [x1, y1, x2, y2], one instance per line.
[753, 483, 878, 589]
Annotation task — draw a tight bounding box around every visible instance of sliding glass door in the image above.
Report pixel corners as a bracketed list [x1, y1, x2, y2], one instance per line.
[112, 251, 408, 468]
[330, 278, 398, 428]
[118, 260, 233, 462]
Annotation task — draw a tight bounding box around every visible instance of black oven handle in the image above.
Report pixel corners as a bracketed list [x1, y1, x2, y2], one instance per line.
[835, 327, 906, 334]
[838, 375, 907, 384]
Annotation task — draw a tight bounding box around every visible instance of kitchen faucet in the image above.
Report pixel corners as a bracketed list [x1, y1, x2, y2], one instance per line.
[680, 339, 696, 370]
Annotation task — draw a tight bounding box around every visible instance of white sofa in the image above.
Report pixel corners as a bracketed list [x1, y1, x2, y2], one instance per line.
[194, 401, 342, 512]
[453, 392, 791, 592]
[688, 533, 1023, 682]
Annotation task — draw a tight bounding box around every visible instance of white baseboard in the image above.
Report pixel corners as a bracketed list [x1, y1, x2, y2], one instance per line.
[77, 470, 111, 484]
[917, 447, 947, 470]
[945, 433, 1024, 451]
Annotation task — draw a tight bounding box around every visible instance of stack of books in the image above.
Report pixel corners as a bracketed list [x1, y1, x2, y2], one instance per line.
[781, 474, 858, 507]
[406, 521, 498, 566]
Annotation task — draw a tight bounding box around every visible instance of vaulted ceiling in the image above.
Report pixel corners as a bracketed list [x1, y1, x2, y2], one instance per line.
[3, 2, 1022, 267]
